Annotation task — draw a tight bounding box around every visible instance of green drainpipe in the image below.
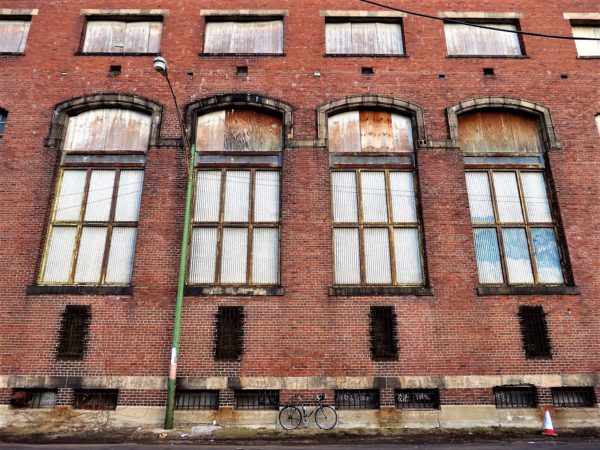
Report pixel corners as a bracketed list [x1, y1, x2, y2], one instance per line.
[164, 141, 196, 430]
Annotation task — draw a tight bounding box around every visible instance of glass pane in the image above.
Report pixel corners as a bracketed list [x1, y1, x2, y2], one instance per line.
[473, 228, 504, 284]
[55, 170, 87, 221]
[223, 171, 250, 222]
[220, 228, 248, 283]
[532, 228, 564, 283]
[105, 227, 137, 283]
[502, 228, 534, 284]
[114, 171, 144, 222]
[394, 228, 422, 284]
[189, 228, 218, 284]
[364, 228, 392, 284]
[361, 172, 388, 223]
[333, 228, 361, 284]
[252, 228, 279, 284]
[42, 227, 77, 283]
[195, 171, 222, 222]
[84, 170, 115, 222]
[254, 171, 280, 222]
[389, 172, 417, 223]
[74, 227, 107, 283]
[493, 172, 523, 223]
[520, 172, 552, 223]
[332, 172, 358, 223]
[466, 172, 495, 223]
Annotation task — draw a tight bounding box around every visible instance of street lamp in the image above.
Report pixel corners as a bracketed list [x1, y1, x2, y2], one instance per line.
[153, 56, 196, 429]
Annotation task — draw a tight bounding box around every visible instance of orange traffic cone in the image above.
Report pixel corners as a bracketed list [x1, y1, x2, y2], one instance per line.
[542, 408, 557, 436]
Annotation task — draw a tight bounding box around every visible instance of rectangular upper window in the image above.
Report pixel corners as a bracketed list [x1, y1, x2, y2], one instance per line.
[370, 306, 399, 360]
[56, 305, 91, 360]
[518, 305, 552, 358]
[443, 20, 523, 56]
[203, 18, 284, 54]
[215, 306, 244, 360]
[82, 19, 163, 54]
[0, 17, 33, 54]
[325, 21, 404, 55]
[571, 25, 600, 57]
[0, 110, 7, 139]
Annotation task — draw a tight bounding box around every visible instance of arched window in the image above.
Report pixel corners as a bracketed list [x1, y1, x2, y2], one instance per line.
[327, 109, 424, 288]
[40, 108, 151, 286]
[458, 108, 566, 287]
[188, 107, 283, 289]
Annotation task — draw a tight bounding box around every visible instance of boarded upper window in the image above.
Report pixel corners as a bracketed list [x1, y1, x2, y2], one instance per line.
[596, 115, 600, 136]
[196, 109, 282, 152]
[83, 20, 163, 54]
[328, 111, 413, 153]
[0, 19, 31, 53]
[444, 23, 522, 56]
[326, 21, 403, 55]
[64, 109, 152, 152]
[458, 111, 542, 155]
[0, 109, 7, 139]
[571, 25, 600, 56]
[204, 20, 283, 54]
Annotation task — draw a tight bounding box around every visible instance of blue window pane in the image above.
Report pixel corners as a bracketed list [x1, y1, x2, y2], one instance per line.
[473, 228, 503, 283]
[501, 228, 534, 284]
[532, 228, 564, 283]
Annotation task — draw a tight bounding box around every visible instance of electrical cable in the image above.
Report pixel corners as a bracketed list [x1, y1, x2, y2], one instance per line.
[360, 0, 600, 41]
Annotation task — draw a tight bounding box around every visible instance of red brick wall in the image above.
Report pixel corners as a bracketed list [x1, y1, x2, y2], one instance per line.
[1, 0, 599, 410]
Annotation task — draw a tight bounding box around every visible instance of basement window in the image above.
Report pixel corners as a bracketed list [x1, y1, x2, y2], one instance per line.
[11, 389, 57, 408]
[234, 390, 279, 410]
[73, 389, 118, 410]
[596, 115, 600, 136]
[494, 386, 537, 408]
[335, 390, 380, 410]
[56, 305, 91, 360]
[395, 389, 440, 409]
[175, 390, 219, 410]
[370, 306, 399, 360]
[214, 306, 244, 360]
[82, 18, 163, 54]
[518, 305, 552, 358]
[551, 387, 596, 407]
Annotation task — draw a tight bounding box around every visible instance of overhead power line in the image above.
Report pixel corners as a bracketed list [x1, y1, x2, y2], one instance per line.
[360, 0, 600, 41]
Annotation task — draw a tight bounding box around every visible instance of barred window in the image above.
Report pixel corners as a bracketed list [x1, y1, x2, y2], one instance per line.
[56, 305, 91, 359]
[215, 306, 244, 360]
[40, 108, 150, 286]
[175, 390, 219, 410]
[518, 305, 551, 358]
[370, 306, 398, 360]
[11, 389, 57, 408]
[494, 386, 537, 408]
[395, 389, 439, 409]
[444, 22, 523, 56]
[551, 387, 596, 407]
[335, 390, 380, 410]
[325, 20, 404, 55]
[234, 390, 279, 410]
[466, 170, 564, 285]
[73, 389, 118, 410]
[83, 19, 163, 54]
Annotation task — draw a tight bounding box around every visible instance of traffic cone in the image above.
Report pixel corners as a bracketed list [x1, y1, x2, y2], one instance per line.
[542, 408, 557, 436]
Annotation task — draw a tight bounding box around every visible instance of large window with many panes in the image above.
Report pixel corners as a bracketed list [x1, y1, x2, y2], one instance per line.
[329, 110, 424, 287]
[189, 108, 282, 287]
[40, 109, 150, 285]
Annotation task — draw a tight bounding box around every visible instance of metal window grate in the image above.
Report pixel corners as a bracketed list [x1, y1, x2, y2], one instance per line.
[518, 305, 552, 358]
[370, 306, 399, 360]
[73, 389, 118, 410]
[335, 390, 380, 410]
[214, 306, 244, 360]
[494, 386, 537, 408]
[395, 389, 440, 409]
[551, 387, 596, 408]
[11, 389, 57, 408]
[57, 305, 91, 359]
[234, 390, 279, 410]
[175, 390, 219, 410]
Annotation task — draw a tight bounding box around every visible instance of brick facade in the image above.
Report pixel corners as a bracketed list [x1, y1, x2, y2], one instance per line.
[0, 0, 598, 428]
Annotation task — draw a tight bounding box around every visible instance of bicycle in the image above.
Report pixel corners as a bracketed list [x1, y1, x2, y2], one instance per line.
[279, 393, 338, 430]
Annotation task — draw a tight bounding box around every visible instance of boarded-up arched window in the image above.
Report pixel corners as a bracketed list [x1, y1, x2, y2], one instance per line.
[328, 111, 413, 153]
[196, 109, 282, 152]
[458, 110, 542, 155]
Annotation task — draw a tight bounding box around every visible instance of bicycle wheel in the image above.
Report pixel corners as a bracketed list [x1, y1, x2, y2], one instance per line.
[315, 405, 337, 430]
[279, 405, 302, 430]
